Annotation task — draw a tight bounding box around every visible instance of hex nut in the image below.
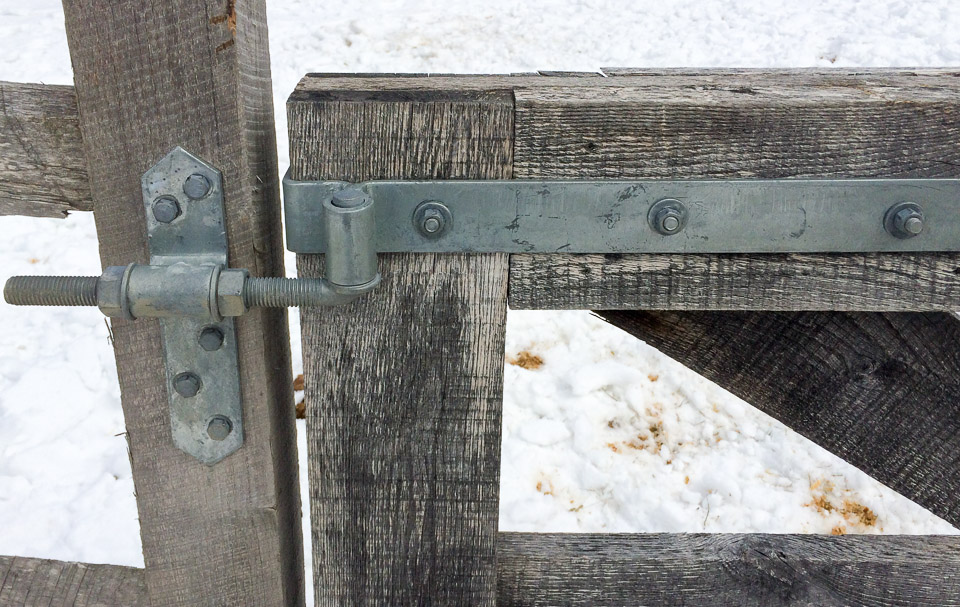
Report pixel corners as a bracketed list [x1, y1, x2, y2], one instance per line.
[173, 372, 202, 398]
[198, 326, 225, 351]
[207, 415, 233, 441]
[183, 173, 212, 200]
[216, 268, 249, 317]
[152, 196, 181, 223]
[648, 199, 688, 236]
[96, 264, 134, 320]
[413, 201, 452, 239]
[884, 202, 925, 239]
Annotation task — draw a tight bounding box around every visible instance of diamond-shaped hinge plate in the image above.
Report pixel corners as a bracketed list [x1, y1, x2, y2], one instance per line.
[142, 147, 243, 465]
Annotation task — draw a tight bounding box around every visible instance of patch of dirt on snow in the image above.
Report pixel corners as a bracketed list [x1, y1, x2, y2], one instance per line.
[509, 351, 544, 370]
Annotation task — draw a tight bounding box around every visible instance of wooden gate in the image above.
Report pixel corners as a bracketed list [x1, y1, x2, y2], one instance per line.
[1, 3, 959, 605]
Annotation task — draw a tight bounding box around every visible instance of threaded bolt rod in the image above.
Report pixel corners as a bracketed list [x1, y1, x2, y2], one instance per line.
[4, 275, 99, 307]
[243, 277, 360, 308]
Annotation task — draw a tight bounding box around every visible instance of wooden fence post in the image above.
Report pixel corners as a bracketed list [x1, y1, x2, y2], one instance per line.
[60, 1, 303, 605]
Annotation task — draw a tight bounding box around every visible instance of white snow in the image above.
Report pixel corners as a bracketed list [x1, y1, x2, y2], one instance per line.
[2, 0, 959, 604]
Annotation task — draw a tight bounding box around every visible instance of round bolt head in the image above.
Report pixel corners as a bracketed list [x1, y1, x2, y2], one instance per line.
[172, 372, 202, 398]
[182, 173, 212, 199]
[207, 416, 233, 441]
[152, 196, 181, 223]
[423, 216, 442, 234]
[198, 326, 225, 351]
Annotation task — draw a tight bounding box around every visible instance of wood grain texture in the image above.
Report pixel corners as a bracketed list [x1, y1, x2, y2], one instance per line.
[510, 252, 960, 310]
[290, 85, 512, 605]
[599, 310, 960, 528]
[508, 70, 960, 310]
[0, 81, 91, 218]
[62, 2, 302, 605]
[497, 533, 960, 606]
[0, 555, 147, 606]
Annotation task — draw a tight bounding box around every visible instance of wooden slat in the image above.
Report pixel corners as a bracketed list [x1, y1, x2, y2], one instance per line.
[0, 81, 91, 218]
[598, 310, 960, 527]
[290, 82, 512, 604]
[496, 533, 960, 606]
[0, 555, 146, 606]
[508, 70, 960, 310]
[61, 2, 303, 605]
[510, 253, 960, 311]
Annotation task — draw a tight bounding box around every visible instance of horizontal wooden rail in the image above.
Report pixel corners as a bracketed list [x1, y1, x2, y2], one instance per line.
[0, 81, 92, 218]
[0, 555, 146, 606]
[6, 532, 958, 606]
[497, 533, 960, 606]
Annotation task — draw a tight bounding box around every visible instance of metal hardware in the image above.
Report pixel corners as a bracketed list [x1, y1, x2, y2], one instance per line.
[4, 148, 382, 465]
[884, 201, 925, 239]
[284, 175, 960, 254]
[648, 198, 687, 235]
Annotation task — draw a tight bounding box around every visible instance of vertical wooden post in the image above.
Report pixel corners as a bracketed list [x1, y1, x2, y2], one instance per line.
[61, 1, 303, 605]
[289, 82, 513, 604]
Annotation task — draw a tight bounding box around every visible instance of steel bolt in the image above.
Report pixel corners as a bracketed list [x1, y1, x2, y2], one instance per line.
[650, 200, 687, 236]
[173, 372, 202, 398]
[884, 202, 925, 239]
[896, 209, 924, 236]
[183, 173, 212, 199]
[423, 216, 442, 234]
[152, 197, 181, 223]
[198, 326, 225, 351]
[207, 415, 233, 441]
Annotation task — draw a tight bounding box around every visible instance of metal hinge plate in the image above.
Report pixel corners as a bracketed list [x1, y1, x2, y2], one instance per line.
[283, 175, 960, 254]
[143, 147, 243, 465]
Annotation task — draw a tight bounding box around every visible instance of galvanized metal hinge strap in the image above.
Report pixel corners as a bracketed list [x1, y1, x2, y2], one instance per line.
[283, 174, 960, 255]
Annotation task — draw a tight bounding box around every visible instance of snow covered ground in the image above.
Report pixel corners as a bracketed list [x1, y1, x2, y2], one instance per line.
[2, 0, 959, 602]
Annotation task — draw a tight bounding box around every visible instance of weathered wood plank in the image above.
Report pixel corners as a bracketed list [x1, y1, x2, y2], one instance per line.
[61, 2, 302, 605]
[508, 70, 960, 310]
[510, 253, 960, 311]
[290, 85, 512, 605]
[598, 310, 960, 528]
[496, 533, 960, 606]
[0, 81, 91, 218]
[0, 555, 147, 606]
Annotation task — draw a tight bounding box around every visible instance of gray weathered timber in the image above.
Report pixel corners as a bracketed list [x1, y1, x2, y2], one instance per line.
[290, 84, 512, 605]
[507, 70, 960, 310]
[0, 555, 147, 606]
[61, 1, 302, 605]
[496, 533, 960, 606]
[510, 252, 960, 310]
[598, 310, 960, 528]
[0, 81, 91, 218]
